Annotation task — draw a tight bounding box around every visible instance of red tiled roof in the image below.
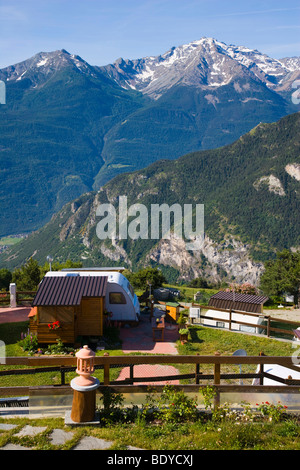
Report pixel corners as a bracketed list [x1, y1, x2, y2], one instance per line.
[32, 275, 107, 306]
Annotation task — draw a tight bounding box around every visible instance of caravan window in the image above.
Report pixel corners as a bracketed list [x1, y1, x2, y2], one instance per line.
[109, 292, 127, 304]
[128, 282, 134, 298]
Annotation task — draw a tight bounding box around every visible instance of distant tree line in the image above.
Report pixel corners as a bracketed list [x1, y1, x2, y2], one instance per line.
[123, 267, 167, 291]
[0, 258, 82, 291]
[1, 250, 299, 307]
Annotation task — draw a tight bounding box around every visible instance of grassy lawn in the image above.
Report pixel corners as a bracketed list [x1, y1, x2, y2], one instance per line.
[1, 414, 300, 450]
[0, 236, 23, 246]
[176, 324, 295, 383]
[163, 283, 219, 304]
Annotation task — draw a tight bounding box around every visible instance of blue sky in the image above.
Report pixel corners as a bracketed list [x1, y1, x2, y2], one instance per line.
[0, 0, 299, 69]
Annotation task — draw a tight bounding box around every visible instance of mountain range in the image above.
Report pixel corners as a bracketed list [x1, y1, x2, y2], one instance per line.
[0, 37, 299, 237]
[1, 111, 299, 285]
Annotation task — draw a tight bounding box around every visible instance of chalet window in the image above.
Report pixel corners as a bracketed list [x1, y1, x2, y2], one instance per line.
[109, 292, 127, 304]
[39, 307, 56, 324]
[56, 306, 73, 323]
[38, 306, 73, 323]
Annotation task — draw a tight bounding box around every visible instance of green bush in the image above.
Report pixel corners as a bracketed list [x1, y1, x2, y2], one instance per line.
[18, 332, 38, 353]
[141, 385, 198, 423]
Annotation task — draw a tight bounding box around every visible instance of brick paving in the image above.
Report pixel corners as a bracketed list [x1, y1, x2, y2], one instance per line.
[118, 311, 180, 385]
[120, 311, 179, 355]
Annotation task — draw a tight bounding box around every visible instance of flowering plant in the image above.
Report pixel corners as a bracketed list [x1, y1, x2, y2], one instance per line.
[19, 332, 38, 353]
[225, 282, 258, 295]
[48, 320, 61, 330]
[256, 401, 288, 422]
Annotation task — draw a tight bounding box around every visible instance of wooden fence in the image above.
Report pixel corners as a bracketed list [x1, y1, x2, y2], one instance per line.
[1, 354, 300, 407]
[0, 291, 36, 305]
[189, 303, 300, 339]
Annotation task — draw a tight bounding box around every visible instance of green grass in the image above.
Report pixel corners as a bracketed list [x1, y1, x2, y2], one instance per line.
[1, 411, 300, 450]
[163, 283, 219, 304]
[175, 325, 295, 383]
[0, 322, 29, 356]
[179, 325, 295, 356]
[0, 236, 23, 246]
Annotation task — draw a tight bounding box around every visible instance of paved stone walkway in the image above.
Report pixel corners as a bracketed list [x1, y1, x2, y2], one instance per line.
[0, 422, 142, 450]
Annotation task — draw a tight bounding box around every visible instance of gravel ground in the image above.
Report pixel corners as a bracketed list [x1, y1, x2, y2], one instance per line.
[264, 308, 300, 323]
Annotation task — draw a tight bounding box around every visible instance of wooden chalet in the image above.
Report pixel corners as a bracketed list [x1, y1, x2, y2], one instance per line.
[29, 275, 107, 344]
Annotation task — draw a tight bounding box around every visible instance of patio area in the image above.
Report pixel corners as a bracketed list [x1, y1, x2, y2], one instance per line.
[119, 309, 179, 355]
[117, 309, 180, 384]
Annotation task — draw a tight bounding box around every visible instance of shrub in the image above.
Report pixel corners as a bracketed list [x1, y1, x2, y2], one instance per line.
[98, 388, 138, 424]
[141, 385, 198, 423]
[43, 339, 75, 356]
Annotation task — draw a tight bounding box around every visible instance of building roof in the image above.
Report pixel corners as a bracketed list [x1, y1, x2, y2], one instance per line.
[61, 267, 125, 272]
[32, 275, 108, 306]
[208, 291, 268, 313]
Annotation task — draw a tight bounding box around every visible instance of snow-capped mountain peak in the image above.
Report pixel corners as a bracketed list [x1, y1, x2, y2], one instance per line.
[1, 38, 299, 100]
[101, 37, 299, 99]
[0, 49, 98, 85]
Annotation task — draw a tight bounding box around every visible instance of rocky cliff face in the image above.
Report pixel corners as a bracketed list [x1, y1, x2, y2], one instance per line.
[146, 233, 263, 285]
[52, 190, 264, 285]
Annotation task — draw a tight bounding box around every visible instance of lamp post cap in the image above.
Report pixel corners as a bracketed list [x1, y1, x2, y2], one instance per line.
[76, 345, 95, 358]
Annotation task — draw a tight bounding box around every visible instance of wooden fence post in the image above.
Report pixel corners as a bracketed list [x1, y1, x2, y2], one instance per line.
[195, 354, 200, 384]
[60, 366, 66, 386]
[213, 351, 221, 409]
[129, 364, 134, 384]
[259, 351, 265, 385]
[229, 309, 232, 330]
[103, 352, 110, 385]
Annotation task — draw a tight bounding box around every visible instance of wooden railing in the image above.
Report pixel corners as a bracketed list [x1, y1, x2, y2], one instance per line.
[1, 354, 300, 407]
